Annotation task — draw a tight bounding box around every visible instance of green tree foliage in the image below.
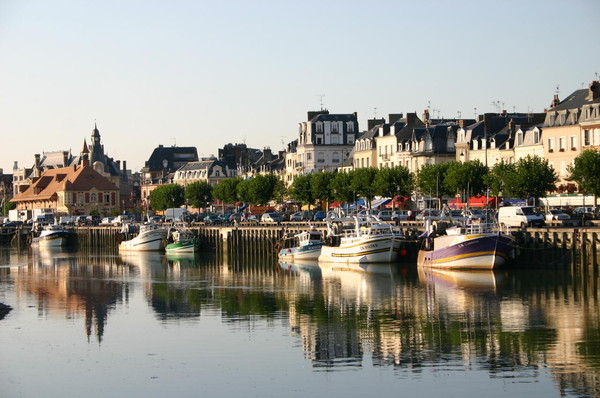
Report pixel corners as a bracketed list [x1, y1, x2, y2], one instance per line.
[485, 161, 517, 196]
[330, 172, 355, 204]
[2, 199, 16, 216]
[508, 155, 557, 204]
[444, 160, 488, 198]
[247, 174, 279, 205]
[568, 149, 600, 201]
[351, 168, 377, 206]
[236, 179, 252, 204]
[311, 171, 335, 206]
[289, 174, 314, 206]
[416, 163, 453, 203]
[373, 165, 414, 198]
[149, 184, 185, 211]
[212, 177, 241, 204]
[185, 181, 213, 209]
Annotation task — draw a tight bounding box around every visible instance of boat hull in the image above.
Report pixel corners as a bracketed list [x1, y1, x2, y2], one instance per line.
[31, 231, 73, 247]
[319, 236, 401, 264]
[119, 229, 168, 252]
[165, 241, 197, 253]
[418, 233, 515, 269]
[278, 243, 323, 261]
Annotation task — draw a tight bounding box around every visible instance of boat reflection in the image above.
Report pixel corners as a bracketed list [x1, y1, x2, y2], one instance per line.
[418, 267, 506, 291]
[278, 260, 322, 280]
[119, 251, 166, 276]
[166, 252, 200, 269]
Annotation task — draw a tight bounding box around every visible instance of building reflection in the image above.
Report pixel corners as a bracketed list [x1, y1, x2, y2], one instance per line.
[3, 246, 599, 396]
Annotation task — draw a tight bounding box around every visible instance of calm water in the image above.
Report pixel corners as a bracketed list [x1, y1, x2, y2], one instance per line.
[1, 247, 599, 398]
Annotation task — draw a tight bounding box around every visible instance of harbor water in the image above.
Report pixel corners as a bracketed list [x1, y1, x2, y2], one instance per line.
[0, 246, 599, 398]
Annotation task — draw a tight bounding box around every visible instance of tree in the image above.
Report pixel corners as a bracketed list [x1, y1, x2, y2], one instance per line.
[373, 165, 414, 199]
[311, 171, 335, 208]
[416, 163, 453, 207]
[213, 178, 241, 204]
[236, 179, 252, 204]
[568, 149, 600, 204]
[185, 181, 213, 210]
[247, 174, 279, 205]
[484, 160, 516, 197]
[149, 184, 185, 211]
[444, 160, 488, 199]
[510, 155, 557, 205]
[289, 174, 314, 207]
[330, 171, 355, 204]
[351, 168, 377, 206]
[2, 199, 16, 218]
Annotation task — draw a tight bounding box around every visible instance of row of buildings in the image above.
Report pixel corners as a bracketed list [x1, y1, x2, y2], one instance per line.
[2, 80, 599, 219]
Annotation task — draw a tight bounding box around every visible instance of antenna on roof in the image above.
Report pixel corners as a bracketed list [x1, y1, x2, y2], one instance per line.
[595, 72, 599, 80]
[555, 84, 560, 95]
[317, 94, 325, 110]
[474, 107, 477, 119]
[373, 107, 378, 118]
[457, 111, 461, 118]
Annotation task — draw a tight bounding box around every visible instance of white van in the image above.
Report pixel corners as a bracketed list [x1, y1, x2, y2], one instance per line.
[498, 206, 545, 228]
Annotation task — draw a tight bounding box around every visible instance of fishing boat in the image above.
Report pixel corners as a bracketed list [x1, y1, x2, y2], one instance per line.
[277, 229, 324, 261]
[417, 221, 515, 269]
[118, 223, 168, 252]
[31, 224, 75, 247]
[165, 229, 198, 254]
[318, 216, 403, 264]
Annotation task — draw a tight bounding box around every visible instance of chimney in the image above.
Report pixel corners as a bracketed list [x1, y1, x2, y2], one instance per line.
[406, 112, 419, 125]
[551, 94, 560, 108]
[587, 81, 600, 101]
[422, 109, 430, 122]
[34, 154, 40, 168]
[13, 161, 18, 170]
[307, 109, 329, 121]
[63, 151, 69, 167]
[263, 147, 272, 160]
[122, 160, 127, 174]
[368, 118, 385, 130]
[388, 113, 403, 124]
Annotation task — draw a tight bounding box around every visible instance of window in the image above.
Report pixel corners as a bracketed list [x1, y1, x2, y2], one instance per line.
[331, 122, 339, 133]
[584, 129, 591, 146]
[91, 193, 97, 202]
[332, 135, 339, 144]
[347, 122, 354, 133]
[571, 136, 577, 150]
[104, 193, 110, 203]
[347, 135, 354, 145]
[559, 137, 566, 151]
[307, 153, 312, 160]
[332, 152, 340, 163]
[548, 137, 555, 152]
[317, 152, 325, 163]
[315, 122, 323, 133]
[316, 137, 323, 145]
[516, 131, 523, 146]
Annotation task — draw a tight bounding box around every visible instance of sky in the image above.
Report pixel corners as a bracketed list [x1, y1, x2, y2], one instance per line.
[1, 0, 599, 174]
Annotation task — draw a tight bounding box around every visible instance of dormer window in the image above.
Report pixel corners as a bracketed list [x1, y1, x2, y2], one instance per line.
[315, 122, 323, 133]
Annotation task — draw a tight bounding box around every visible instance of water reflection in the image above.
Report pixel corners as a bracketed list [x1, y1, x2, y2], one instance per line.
[0, 247, 599, 397]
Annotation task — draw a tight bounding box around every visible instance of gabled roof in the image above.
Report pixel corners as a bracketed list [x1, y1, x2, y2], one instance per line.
[551, 87, 599, 111]
[12, 164, 119, 202]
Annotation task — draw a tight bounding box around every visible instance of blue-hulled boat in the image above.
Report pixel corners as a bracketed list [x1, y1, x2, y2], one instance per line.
[278, 229, 324, 261]
[417, 222, 515, 269]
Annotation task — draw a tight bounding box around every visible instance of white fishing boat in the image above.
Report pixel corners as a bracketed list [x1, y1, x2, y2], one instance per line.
[31, 224, 75, 247]
[318, 216, 403, 264]
[118, 223, 168, 252]
[277, 229, 324, 261]
[417, 221, 515, 269]
[165, 229, 198, 254]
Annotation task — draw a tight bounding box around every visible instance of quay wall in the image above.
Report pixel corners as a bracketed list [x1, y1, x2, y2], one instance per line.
[2, 222, 600, 269]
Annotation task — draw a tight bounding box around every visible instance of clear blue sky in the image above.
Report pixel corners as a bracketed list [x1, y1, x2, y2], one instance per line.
[1, 0, 599, 173]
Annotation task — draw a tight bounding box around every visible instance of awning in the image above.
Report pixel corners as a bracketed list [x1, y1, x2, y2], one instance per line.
[329, 201, 342, 208]
[371, 198, 392, 208]
[468, 196, 497, 207]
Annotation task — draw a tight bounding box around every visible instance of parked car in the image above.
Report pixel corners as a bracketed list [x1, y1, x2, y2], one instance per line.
[545, 209, 571, 221]
[376, 210, 393, 221]
[100, 217, 115, 225]
[498, 206, 545, 228]
[391, 210, 409, 222]
[2, 220, 23, 227]
[261, 212, 283, 223]
[246, 214, 260, 223]
[313, 211, 327, 221]
[204, 214, 223, 225]
[573, 207, 595, 219]
[416, 209, 441, 221]
[290, 211, 314, 221]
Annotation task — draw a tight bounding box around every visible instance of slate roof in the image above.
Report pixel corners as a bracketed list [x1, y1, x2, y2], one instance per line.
[309, 113, 357, 123]
[141, 146, 199, 172]
[551, 87, 599, 111]
[12, 164, 119, 202]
